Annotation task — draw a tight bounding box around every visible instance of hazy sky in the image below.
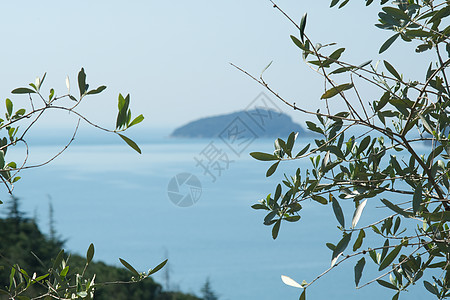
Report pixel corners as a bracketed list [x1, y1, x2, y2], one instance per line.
[0, 1, 424, 133]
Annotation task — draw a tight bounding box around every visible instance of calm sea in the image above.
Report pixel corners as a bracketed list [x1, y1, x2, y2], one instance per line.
[0, 129, 429, 299]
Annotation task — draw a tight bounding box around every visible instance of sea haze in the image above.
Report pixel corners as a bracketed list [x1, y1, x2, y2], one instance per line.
[1, 128, 430, 300]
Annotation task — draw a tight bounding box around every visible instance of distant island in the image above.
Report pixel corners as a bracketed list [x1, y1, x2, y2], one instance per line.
[170, 109, 311, 138]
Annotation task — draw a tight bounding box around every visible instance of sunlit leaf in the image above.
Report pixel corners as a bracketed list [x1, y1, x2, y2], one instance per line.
[300, 13, 307, 42]
[352, 200, 367, 229]
[281, 275, 303, 288]
[320, 83, 353, 99]
[353, 229, 366, 251]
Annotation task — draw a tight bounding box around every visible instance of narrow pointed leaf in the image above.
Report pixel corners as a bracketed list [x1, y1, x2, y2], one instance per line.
[129, 114, 145, 128]
[354, 257, 365, 287]
[381, 199, 413, 218]
[299, 13, 307, 42]
[320, 83, 353, 99]
[332, 233, 352, 265]
[332, 197, 345, 227]
[119, 258, 140, 276]
[272, 219, 281, 239]
[384, 61, 401, 81]
[261, 61, 273, 77]
[352, 200, 367, 228]
[148, 259, 168, 275]
[377, 279, 398, 290]
[266, 161, 280, 177]
[250, 152, 278, 161]
[379, 244, 402, 271]
[118, 134, 142, 154]
[353, 229, 366, 251]
[379, 33, 399, 53]
[412, 183, 423, 214]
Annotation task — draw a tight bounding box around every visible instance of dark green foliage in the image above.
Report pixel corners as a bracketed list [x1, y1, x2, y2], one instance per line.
[0, 199, 200, 300]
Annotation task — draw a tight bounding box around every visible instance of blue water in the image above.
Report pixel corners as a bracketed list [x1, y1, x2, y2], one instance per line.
[0, 130, 430, 299]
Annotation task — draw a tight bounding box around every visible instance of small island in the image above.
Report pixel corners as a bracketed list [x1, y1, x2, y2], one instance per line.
[170, 109, 311, 138]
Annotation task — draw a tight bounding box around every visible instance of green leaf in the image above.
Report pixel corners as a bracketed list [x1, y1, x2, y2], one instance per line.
[78, 68, 87, 96]
[332, 233, 352, 265]
[330, 0, 339, 7]
[251, 204, 267, 210]
[116, 94, 130, 129]
[381, 199, 413, 218]
[60, 266, 69, 277]
[353, 229, 366, 251]
[379, 33, 399, 53]
[379, 244, 402, 271]
[382, 7, 410, 20]
[300, 289, 306, 300]
[286, 132, 296, 157]
[320, 83, 353, 99]
[383, 61, 402, 81]
[11, 88, 36, 94]
[376, 279, 398, 290]
[422, 211, 450, 222]
[6, 99, 13, 117]
[118, 134, 142, 154]
[86, 243, 94, 264]
[266, 161, 280, 177]
[148, 259, 168, 275]
[424, 281, 440, 296]
[329, 48, 345, 60]
[119, 258, 140, 276]
[352, 200, 367, 229]
[274, 184, 282, 201]
[86, 85, 107, 95]
[312, 195, 327, 205]
[356, 136, 371, 156]
[250, 152, 278, 161]
[354, 257, 365, 287]
[129, 114, 145, 127]
[412, 183, 423, 215]
[419, 114, 434, 134]
[332, 197, 345, 227]
[295, 144, 310, 157]
[272, 219, 281, 240]
[299, 13, 307, 43]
